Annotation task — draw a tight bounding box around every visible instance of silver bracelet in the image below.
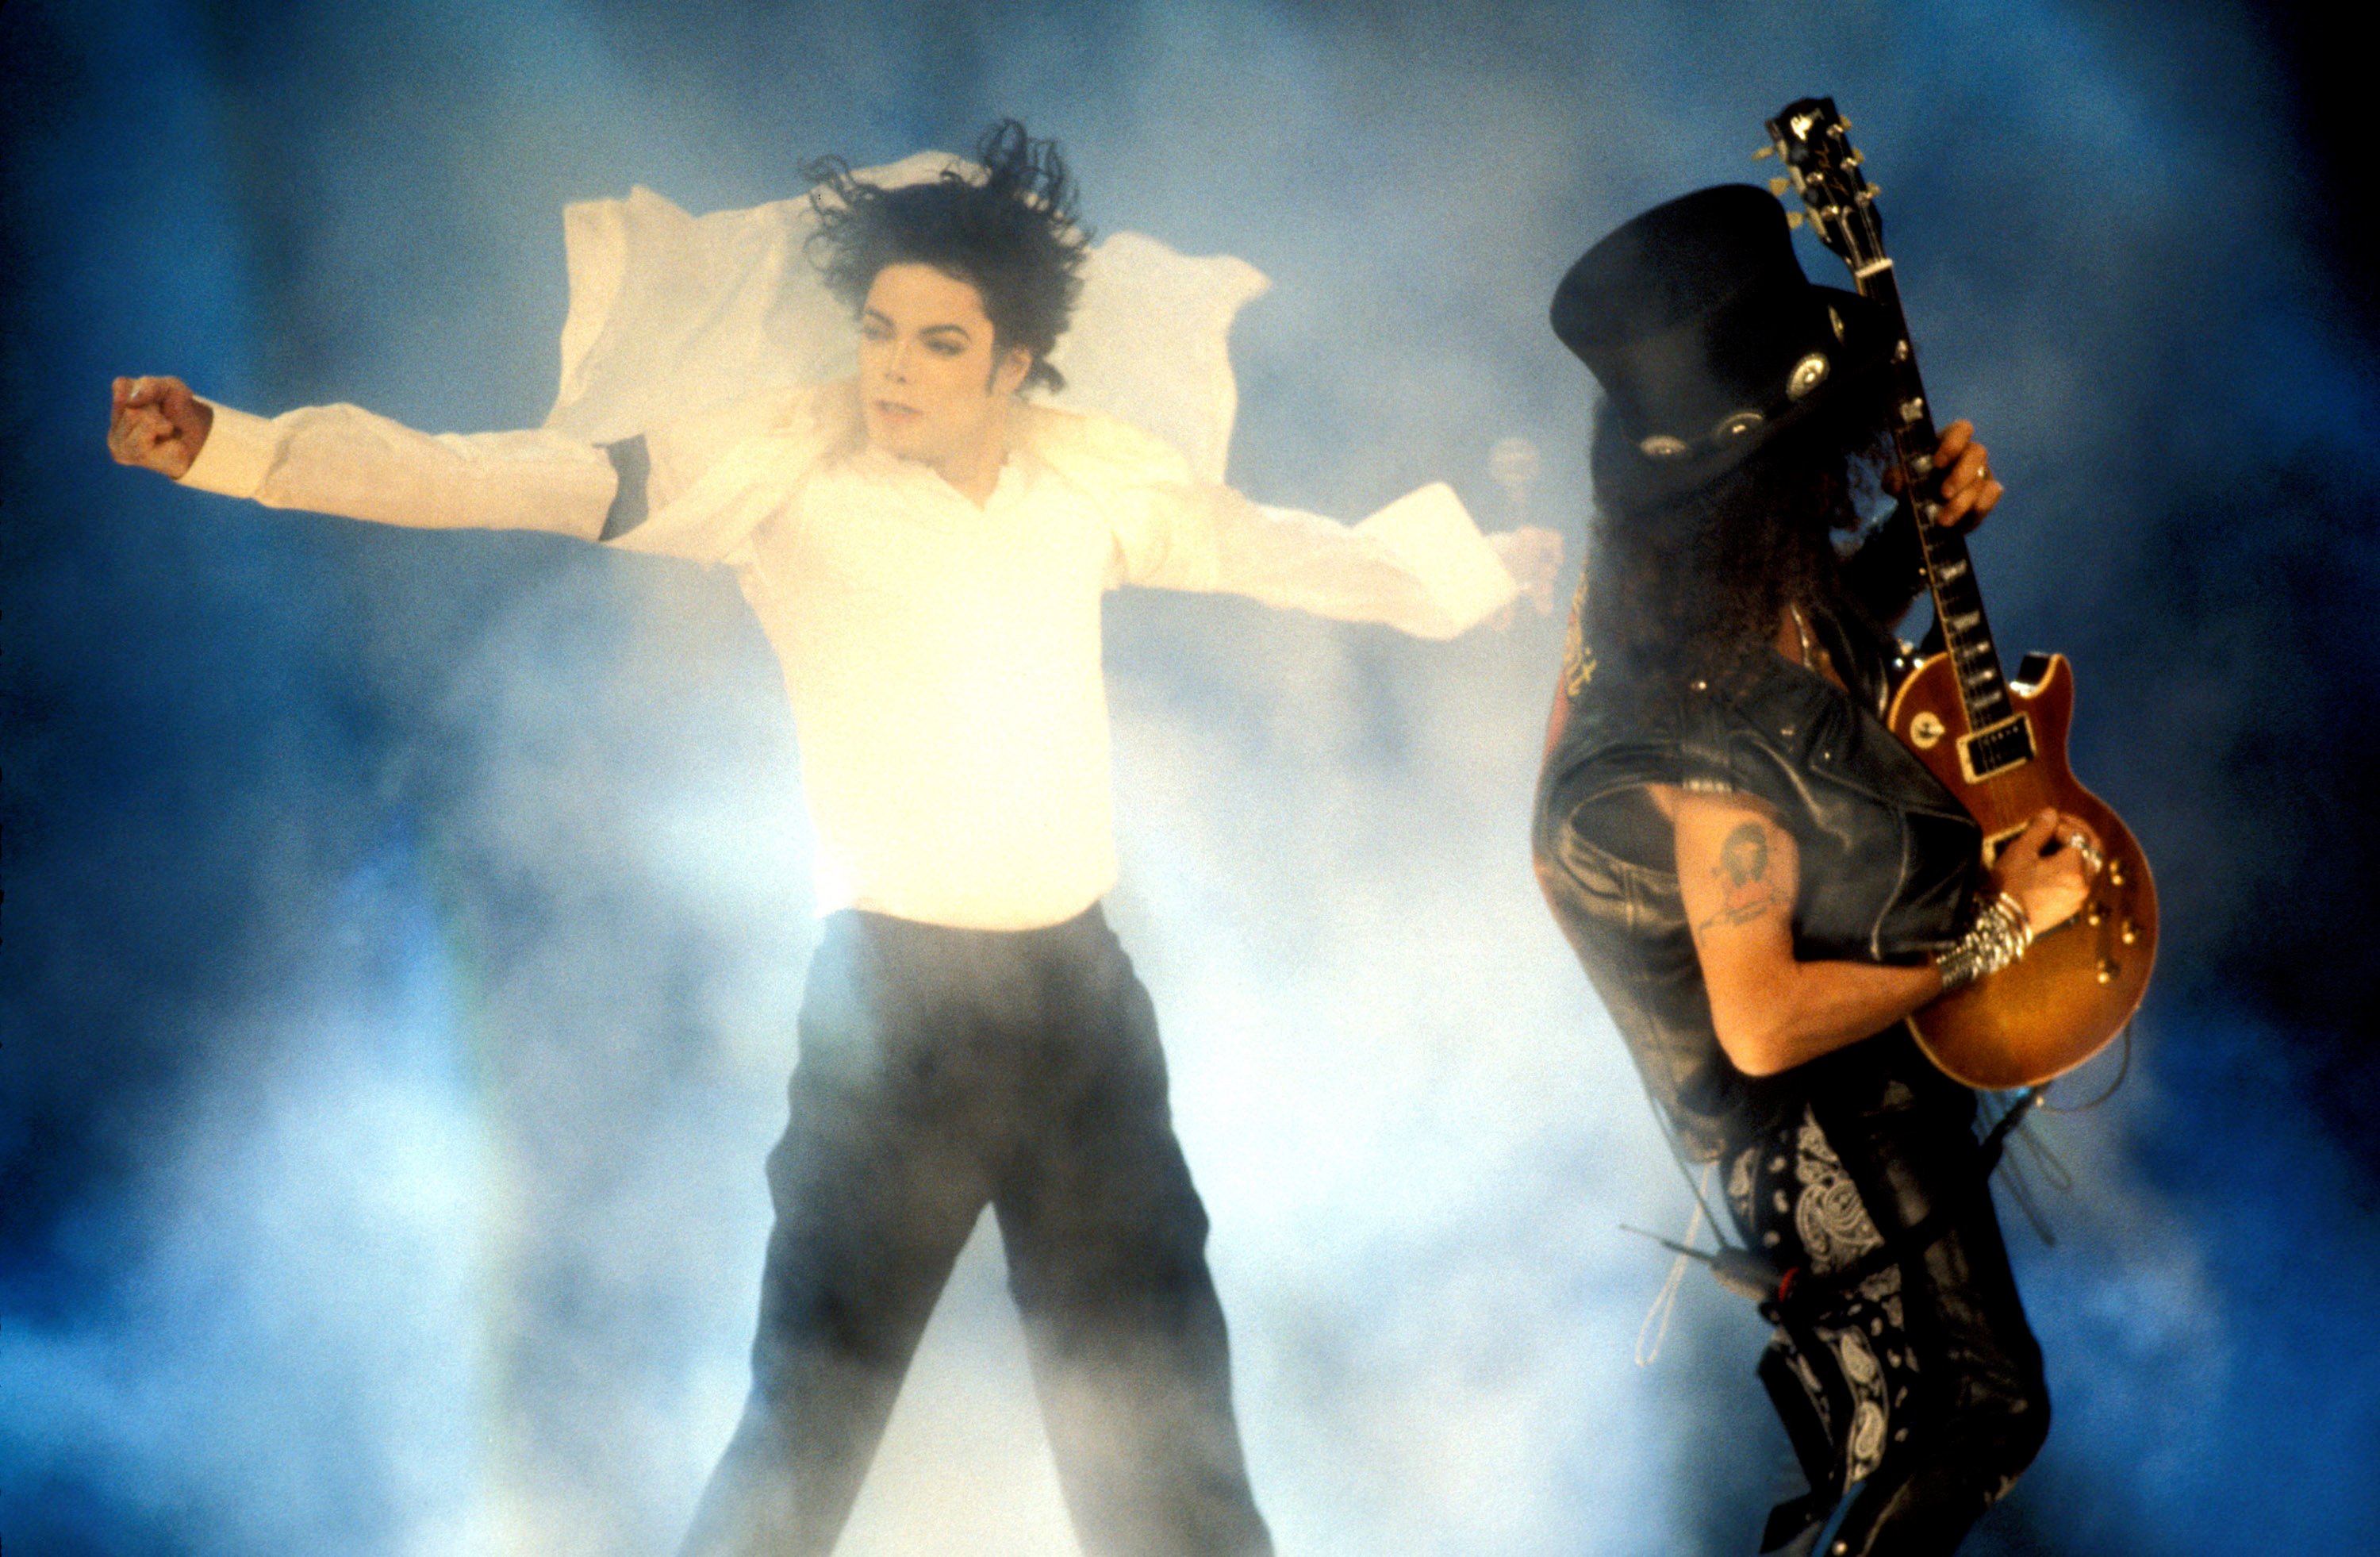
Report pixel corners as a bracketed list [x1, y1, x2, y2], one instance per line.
[1934, 892, 2035, 994]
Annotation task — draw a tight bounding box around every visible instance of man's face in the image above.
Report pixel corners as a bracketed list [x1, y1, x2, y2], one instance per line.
[857, 262, 1031, 471]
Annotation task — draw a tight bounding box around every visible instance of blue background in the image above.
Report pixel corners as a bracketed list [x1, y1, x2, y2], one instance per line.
[6, 2, 2376, 1552]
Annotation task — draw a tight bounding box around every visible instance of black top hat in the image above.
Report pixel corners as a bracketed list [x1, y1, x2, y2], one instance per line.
[1551, 184, 1894, 509]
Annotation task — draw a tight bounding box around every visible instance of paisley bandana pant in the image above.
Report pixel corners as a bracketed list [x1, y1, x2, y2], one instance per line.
[1728, 1040, 2050, 1556]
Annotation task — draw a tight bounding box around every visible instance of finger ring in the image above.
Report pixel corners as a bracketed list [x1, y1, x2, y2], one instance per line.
[1977, 464, 1990, 483]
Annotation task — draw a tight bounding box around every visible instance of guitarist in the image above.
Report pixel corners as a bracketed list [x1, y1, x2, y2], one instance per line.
[1533, 185, 2104, 1555]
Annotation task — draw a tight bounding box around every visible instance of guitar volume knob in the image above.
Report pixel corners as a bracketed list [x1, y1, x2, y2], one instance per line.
[2097, 959, 2120, 985]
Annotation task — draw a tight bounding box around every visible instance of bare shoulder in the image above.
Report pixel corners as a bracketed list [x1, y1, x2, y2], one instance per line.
[1639, 782, 1787, 843]
[1672, 787, 1798, 943]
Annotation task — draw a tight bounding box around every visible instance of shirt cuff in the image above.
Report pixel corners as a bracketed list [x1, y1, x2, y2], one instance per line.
[177, 400, 278, 498]
[1356, 482, 1519, 631]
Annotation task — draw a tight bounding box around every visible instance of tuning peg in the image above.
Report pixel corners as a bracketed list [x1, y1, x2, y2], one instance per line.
[1785, 210, 1805, 229]
[1768, 176, 1791, 196]
[1846, 150, 1864, 166]
[1753, 145, 1775, 160]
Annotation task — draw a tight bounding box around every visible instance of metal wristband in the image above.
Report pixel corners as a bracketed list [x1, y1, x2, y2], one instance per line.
[1935, 892, 2035, 994]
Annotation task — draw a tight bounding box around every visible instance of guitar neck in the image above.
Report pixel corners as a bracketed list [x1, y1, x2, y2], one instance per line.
[1768, 99, 2153, 1090]
[1841, 251, 2016, 730]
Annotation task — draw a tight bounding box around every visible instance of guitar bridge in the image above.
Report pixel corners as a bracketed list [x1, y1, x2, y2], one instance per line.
[1958, 713, 2036, 783]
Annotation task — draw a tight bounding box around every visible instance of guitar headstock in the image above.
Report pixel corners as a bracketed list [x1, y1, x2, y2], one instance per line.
[1759, 96, 1882, 271]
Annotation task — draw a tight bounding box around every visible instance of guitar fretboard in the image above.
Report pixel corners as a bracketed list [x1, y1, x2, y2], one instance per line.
[1855, 260, 2015, 732]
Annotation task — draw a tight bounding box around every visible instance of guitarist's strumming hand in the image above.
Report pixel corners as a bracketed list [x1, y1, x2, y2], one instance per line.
[109, 375, 213, 479]
[1988, 807, 2104, 936]
[1885, 418, 2004, 532]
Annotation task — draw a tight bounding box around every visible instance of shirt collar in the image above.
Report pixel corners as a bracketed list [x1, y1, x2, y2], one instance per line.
[848, 441, 1032, 513]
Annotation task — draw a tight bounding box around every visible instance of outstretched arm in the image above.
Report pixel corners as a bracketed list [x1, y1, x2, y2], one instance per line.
[1115, 478, 1560, 640]
[110, 374, 619, 540]
[110, 376, 214, 478]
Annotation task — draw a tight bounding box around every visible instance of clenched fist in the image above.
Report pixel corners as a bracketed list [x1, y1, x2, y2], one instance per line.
[109, 375, 213, 479]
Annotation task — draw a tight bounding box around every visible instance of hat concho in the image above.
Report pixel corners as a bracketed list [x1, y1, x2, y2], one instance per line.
[1549, 183, 1895, 507]
[1787, 352, 1831, 400]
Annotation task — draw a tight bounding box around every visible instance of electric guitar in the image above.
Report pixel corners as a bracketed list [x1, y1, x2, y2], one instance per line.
[1764, 97, 2157, 1090]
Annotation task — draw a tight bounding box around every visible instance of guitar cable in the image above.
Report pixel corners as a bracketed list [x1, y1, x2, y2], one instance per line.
[2034, 1017, 2136, 1113]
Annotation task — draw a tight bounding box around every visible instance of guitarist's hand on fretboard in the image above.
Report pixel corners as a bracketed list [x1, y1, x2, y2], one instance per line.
[1882, 418, 2006, 532]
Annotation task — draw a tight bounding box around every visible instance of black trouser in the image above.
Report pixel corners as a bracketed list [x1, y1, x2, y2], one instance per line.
[1737, 1038, 2050, 1557]
[679, 905, 1273, 1557]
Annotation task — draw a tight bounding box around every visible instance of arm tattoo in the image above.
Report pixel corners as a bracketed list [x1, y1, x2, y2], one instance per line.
[1694, 821, 1786, 936]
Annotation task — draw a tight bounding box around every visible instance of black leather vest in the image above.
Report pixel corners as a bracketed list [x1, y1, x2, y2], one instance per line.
[1532, 609, 1984, 1157]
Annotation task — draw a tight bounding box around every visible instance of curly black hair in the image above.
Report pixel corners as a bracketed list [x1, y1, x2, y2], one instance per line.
[1578, 396, 1893, 705]
[802, 120, 1090, 394]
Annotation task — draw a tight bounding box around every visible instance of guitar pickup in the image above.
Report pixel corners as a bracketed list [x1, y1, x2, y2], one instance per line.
[1958, 713, 2036, 783]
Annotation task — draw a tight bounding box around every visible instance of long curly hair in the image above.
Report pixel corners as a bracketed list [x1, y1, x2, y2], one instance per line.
[802, 120, 1090, 393]
[1577, 397, 1891, 704]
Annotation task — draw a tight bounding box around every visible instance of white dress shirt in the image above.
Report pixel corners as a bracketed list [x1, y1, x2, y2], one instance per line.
[180, 380, 1518, 929]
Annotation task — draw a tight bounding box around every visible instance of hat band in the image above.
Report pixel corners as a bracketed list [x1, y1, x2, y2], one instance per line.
[1595, 280, 1837, 456]
[1635, 348, 1834, 461]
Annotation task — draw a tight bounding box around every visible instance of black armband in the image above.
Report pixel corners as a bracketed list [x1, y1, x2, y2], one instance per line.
[599, 435, 651, 540]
